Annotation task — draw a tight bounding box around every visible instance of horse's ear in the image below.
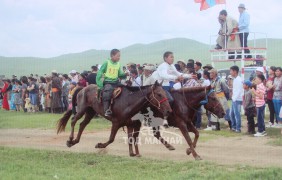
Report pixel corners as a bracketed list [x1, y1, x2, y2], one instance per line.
[159, 80, 163, 86]
[154, 80, 159, 87]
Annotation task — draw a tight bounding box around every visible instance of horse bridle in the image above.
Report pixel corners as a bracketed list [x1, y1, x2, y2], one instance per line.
[132, 78, 168, 110]
[182, 87, 221, 116]
[147, 85, 168, 110]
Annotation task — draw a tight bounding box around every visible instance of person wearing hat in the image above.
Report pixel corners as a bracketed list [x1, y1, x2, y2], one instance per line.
[69, 70, 78, 83]
[219, 10, 241, 59]
[96, 49, 127, 117]
[238, 3, 251, 58]
[177, 60, 188, 73]
[142, 65, 156, 86]
[203, 64, 213, 71]
[206, 68, 231, 131]
[243, 80, 256, 134]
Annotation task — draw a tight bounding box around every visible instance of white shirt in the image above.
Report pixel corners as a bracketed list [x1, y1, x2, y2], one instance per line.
[152, 62, 191, 86]
[132, 76, 141, 87]
[232, 75, 244, 101]
[71, 75, 79, 83]
[143, 75, 156, 86]
[202, 79, 211, 87]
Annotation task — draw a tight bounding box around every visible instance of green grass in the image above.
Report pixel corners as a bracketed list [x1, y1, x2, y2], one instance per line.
[0, 109, 111, 131]
[1, 147, 282, 180]
[266, 128, 282, 146]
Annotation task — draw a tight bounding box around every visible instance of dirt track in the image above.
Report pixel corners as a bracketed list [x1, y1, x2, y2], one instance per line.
[1, 128, 282, 167]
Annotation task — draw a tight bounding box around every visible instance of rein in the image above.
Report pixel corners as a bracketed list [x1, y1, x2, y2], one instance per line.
[182, 87, 216, 115]
[132, 78, 167, 110]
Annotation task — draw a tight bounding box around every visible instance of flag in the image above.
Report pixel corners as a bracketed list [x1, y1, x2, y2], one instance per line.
[194, 0, 226, 11]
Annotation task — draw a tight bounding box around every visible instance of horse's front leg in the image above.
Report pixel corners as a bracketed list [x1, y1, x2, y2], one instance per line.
[95, 120, 120, 148]
[187, 121, 199, 148]
[152, 126, 175, 151]
[127, 126, 135, 157]
[133, 121, 142, 157]
[176, 117, 201, 160]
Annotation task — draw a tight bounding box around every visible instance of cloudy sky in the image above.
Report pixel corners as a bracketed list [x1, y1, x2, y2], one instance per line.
[0, 0, 281, 57]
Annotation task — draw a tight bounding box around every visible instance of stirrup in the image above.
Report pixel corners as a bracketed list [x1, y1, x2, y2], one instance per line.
[104, 109, 112, 117]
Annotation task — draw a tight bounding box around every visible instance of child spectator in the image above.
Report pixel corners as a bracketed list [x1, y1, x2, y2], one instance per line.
[25, 93, 32, 112]
[243, 80, 256, 134]
[13, 80, 22, 112]
[252, 74, 267, 137]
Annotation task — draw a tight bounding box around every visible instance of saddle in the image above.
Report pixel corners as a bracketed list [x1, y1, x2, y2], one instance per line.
[99, 87, 122, 104]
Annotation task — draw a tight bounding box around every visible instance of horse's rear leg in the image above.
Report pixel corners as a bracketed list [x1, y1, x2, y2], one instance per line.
[152, 127, 175, 151]
[95, 120, 119, 148]
[71, 110, 95, 146]
[67, 111, 84, 147]
[127, 126, 135, 157]
[133, 121, 142, 157]
[187, 121, 199, 148]
[177, 119, 201, 160]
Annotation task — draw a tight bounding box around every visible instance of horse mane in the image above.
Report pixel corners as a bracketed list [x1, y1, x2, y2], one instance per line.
[122, 85, 152, 92]
[172, 86, 211, 93]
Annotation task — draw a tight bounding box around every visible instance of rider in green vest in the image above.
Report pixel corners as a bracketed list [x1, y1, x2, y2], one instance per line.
[96, 49, 127, 117]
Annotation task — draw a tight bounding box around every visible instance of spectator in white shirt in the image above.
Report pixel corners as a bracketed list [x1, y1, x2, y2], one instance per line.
[230, 65, 244, 133]
[130, 69, 141, 87]
[69, 70, 79, 83]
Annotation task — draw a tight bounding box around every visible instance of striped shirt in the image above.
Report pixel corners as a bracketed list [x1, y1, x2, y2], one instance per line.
[255, 83, 266, 107]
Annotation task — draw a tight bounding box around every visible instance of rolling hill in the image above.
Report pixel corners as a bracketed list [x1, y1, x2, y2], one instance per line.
[0, 38, 281, 77]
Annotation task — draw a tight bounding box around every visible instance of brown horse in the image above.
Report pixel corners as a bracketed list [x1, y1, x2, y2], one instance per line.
[129, 86, 225, 160]
[57, 81, 172, 156]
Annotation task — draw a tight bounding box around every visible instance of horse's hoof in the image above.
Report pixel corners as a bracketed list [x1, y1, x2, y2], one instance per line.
[135, 154, 142, 157]
[195, 156, 202, 161]
[167, 145, 175, 151]
[66, 140, 72, 147]
[129, 153, 136, 157]
[95, 143, 105, 148]
[186, 148, 192, 155]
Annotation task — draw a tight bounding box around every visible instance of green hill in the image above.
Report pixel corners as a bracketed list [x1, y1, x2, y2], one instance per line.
[0, 38, 281, 77]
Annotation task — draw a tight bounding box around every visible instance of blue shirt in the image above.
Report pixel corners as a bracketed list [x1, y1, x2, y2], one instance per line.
[238, 11, 250, 32]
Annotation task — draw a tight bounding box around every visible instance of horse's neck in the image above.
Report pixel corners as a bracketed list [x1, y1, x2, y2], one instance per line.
[118, 88, 149, 115]
[184, 91, 205, 105]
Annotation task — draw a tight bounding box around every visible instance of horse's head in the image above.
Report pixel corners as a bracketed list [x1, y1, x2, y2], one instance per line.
[148, 81, 172, 116]
[202, 86, 225, 118]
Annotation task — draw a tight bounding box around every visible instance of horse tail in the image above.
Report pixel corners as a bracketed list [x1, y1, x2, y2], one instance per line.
[57, 109, 72, 134]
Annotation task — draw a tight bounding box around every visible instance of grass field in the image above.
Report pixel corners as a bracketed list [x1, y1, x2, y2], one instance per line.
[1, 147, 282, 180]
[1, 109, 282, 179]
[0, 110, 111, 131]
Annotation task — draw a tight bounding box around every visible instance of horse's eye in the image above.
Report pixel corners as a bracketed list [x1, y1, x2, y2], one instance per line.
[157, 93, 162, 97]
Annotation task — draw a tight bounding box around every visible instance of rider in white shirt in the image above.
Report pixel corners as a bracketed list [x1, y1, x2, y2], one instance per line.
[152, 51, 194, 102]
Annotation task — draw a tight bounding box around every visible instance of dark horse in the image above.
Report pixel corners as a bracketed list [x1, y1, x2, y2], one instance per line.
[57, 81, 172, 156]
[128, 86, 225, 160]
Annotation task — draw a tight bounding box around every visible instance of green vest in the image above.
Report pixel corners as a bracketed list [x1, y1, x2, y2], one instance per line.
[105, 60, 120, 79]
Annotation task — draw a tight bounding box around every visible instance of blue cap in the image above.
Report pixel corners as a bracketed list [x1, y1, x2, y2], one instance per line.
[244, 80, 252, 87]
[71, 81, 77, 86]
